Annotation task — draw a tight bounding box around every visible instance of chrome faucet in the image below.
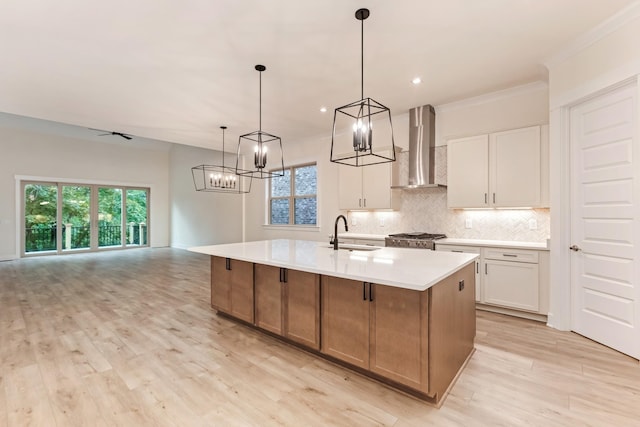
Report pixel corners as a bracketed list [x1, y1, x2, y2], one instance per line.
[332, 215, 349, 250]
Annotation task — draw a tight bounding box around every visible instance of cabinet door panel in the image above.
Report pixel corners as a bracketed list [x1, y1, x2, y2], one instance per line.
[362, 159, 391, 209]
[321, 276, 369, 369]
[229, 259, 254, 323]
[284, 270, 320, 349]
[490, 126, 541, 207]
[447, 135, 489, 208]
[370, 284, 428, 392]
[338, 165, 363, 210]
[254, 264, 283, 335]
[211, 256, 231, 312]
[484, 260, 539, 311]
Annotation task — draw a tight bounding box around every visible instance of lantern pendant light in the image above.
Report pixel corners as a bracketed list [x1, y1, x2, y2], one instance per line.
[236, 65, 285, 179]
[330, 8, 396, 167]
[191, 126, 252, 194]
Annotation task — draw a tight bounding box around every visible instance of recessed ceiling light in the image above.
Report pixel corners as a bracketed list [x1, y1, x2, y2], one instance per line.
[412, 77, 422, 85]
[320, 107, 327, 113]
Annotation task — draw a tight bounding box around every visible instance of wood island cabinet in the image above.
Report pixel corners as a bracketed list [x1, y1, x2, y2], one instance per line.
[321, 277, 371, 369]
[210, 256, 254, 323]
[321, 263, 474, 399]
[210, 254, 475, 404]
[254, 264, 320, 349]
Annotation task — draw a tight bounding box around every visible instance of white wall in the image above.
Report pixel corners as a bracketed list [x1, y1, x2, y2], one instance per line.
[435, 81, 549, 144]
[0, 118, 170, 260]
[169, 144, 244, 248]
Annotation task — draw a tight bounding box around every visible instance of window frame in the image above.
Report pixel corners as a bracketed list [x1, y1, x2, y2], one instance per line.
[268, 162, 317, 226]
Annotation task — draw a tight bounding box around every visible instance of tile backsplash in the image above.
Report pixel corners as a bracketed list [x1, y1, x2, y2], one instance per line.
[347, 187, 550, 242]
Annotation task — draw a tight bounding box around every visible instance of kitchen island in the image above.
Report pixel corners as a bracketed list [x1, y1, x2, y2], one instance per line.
[190, 239, 477, 405]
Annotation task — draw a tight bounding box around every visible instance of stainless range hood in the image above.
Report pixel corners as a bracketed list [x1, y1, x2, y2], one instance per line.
[392, 104, 446, 189]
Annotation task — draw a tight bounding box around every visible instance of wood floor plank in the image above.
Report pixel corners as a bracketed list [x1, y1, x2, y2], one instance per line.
[1, 248, 640, 426]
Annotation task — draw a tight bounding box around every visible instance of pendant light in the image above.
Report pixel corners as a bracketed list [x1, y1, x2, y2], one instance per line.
[330, 8, 396, 167]
[192, 126, 252, 194]
[236, 65, 285, 179]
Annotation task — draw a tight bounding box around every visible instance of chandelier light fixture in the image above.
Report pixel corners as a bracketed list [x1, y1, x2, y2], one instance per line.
[236, 65, 285, 179]
[191, 126, 252, 194]
[330, 8, 396, 167]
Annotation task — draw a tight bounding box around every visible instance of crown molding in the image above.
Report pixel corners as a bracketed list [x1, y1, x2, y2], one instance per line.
[544, 1, 640, 70]
[435, 81, 548, 113]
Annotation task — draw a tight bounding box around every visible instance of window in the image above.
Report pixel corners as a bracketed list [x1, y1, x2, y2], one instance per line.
[269, 163, 317, 225]
[22, 181, 149, 256]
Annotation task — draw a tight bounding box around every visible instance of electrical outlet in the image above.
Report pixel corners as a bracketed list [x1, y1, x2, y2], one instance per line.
[379, 217, 385, 227]
[529, 219, 537, 230]
[351, 216, 357, 226]
[465, 218, 472, 229]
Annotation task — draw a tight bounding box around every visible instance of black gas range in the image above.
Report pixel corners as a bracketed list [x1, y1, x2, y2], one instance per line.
[385, 232, 447, 250]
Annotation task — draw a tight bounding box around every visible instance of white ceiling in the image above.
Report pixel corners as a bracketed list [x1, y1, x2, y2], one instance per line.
[0, 0, 636, 151]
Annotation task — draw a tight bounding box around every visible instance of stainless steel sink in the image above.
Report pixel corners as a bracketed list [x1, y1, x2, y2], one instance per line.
[324, 244, 381, 252]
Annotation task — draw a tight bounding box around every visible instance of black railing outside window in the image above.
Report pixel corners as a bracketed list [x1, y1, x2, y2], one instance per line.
[25, 224, 147, 252]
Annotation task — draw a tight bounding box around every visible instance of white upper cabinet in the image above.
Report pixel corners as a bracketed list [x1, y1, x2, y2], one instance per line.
[447, 135, 489, 208]
[447, 125, 548, 209]
[490, 126, 541, 207]
[338, 150, 400, 210]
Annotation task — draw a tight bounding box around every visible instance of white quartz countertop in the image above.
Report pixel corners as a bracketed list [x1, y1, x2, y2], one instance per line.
[189, 239, 477, 291]
[436, 238, 549, 250]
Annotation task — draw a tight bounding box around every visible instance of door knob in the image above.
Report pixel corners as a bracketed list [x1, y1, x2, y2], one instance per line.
[569, 245, 581, 252]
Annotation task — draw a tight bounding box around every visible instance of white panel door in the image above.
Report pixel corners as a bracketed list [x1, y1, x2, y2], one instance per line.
[570, 83, 640, 359]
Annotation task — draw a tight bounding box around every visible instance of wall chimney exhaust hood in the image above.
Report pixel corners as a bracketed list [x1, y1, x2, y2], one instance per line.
[392, 105, 446, 189]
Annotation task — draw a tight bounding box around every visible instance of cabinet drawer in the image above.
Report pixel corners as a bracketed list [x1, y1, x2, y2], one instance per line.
[484, 248, 538, 263]
[436, 244, 481, 254]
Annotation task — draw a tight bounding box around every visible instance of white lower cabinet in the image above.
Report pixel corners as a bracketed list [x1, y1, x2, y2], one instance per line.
[483, 258, 539, 312]
[436, 243, 548, 318]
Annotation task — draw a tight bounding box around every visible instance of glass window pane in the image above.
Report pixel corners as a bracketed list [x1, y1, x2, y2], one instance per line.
[270, 199, 290, 224]
[98, 187, 123, 247]
[126, 189, 148, 246]
[294, 197, 317, 225]
[62, 185, 91, 251]
[294, 165, 317, 196]
[271, 169, 291, 197]
[24, 184, 58, 253]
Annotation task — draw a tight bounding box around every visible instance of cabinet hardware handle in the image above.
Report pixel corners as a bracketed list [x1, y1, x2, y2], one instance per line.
[283, 268, 288, 283]
[569, 245, 581, 252]
[279, 268, 283, 282]
[369, 283, 374, 302]
[363, 198, 367, 207]
[359, 198, 362, 207]
[476, 262, 479, 274]
[493, 193, 496, 204]
[452, 250, 463, 253]
[485, 264, 488, 274]
[225, 258, 231, 271]
[363, 282, 367, 301]
[503, 254, 518, 258]
[458, 280, 465, 291]
[485, 193, 488, 204]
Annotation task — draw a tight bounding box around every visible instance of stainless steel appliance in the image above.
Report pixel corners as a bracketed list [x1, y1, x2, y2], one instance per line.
[385, 232, 446, 250]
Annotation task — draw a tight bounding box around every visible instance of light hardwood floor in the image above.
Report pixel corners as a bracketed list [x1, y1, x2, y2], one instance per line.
[1, 248, 639, 426]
